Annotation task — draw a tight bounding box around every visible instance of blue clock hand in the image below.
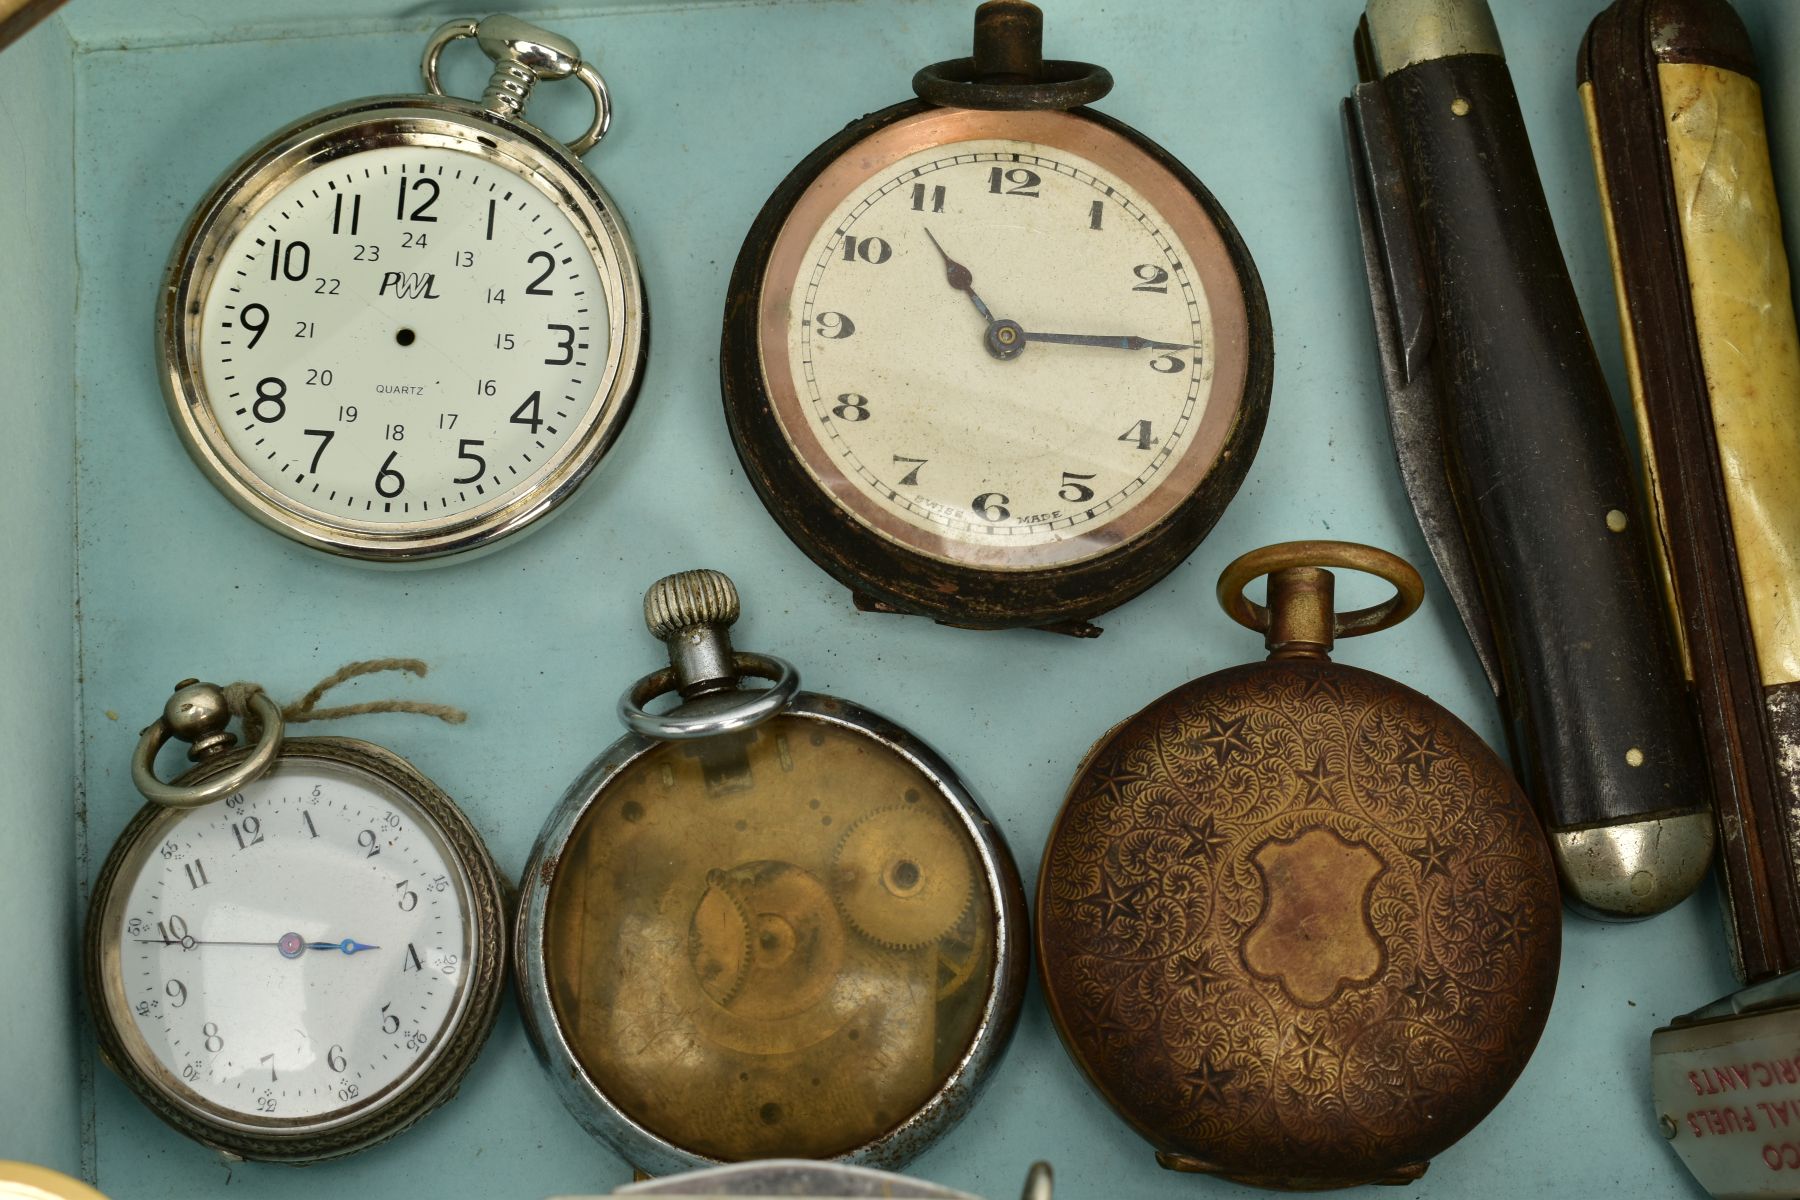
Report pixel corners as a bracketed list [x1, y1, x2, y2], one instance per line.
[308, 939, 380, 955]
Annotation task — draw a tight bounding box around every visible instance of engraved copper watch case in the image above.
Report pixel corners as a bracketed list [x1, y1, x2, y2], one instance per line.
[515, 570, 1028, 1174]
[718, 2, 1272, 635]
[1036, 543, 1560, 1190]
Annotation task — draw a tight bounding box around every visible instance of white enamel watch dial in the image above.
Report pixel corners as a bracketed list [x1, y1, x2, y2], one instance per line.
[87, 737, 506, 1162]
[160, 19, 644, 563]
[116, 761, 468, 1120]
[197, 145, 610, 531]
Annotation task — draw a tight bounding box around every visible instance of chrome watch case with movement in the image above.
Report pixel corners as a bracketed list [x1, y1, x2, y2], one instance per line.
[515, 570, 1029, 1174]
[720, 1, 1272, 634]
[158, 14, 647, 563]
[83, 682, 507, 1162]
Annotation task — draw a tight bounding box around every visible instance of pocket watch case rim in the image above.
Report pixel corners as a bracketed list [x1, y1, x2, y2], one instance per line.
[514, 690, 1029, 1176]
[157, 92, 649, 564]
[82, 736, 509, 1163]
[718, 96, 1273, 632]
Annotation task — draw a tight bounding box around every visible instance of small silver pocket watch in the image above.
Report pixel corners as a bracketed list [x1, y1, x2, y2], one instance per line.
[84, 675, 507, 1162]
[158, 15, 647, 562]
[516, 570, 1028, 1174]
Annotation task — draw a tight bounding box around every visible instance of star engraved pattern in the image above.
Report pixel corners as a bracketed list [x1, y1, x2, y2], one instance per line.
[1290, 1024, 1334, 1076]
[1294, 749, 1338, 802]
[1410, 831, 1454, 880]
[1179, 1057, 1237, 1105]
[1084, 872, 1147, 933]
[1195, 711, 1255, 765]
[1175, 949, 1225, 997]
[1173, 811, 1231, 859]
[1086, 985, 1136, 1042]
[1395, 725, 1444, 783]
[1084, 761, 1148, 806]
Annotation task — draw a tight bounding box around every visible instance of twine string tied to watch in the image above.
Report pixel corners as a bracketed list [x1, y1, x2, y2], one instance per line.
[223, 658, 467, 741]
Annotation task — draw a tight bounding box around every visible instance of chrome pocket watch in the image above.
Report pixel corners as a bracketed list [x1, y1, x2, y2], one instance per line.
[1036, 543, 1560, 1189]
[159, 15, 647, 562]
[83, 672, 506, 1161]
[720, 1, 1272, 635]
[516, 570, 1027, 1173]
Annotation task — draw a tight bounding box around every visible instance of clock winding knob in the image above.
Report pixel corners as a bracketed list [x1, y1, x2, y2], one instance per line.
[645, 569, 740, 641]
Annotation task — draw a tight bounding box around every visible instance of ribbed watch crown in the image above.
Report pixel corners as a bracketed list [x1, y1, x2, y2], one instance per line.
[644, 569, 740, 640]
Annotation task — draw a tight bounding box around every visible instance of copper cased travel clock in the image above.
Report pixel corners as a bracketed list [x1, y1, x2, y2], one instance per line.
[1037, 543, 1560, 1189]
[720, 1, 1273, 634]
[157, 15, 647, 563]
[515, 570, 1028, 1174]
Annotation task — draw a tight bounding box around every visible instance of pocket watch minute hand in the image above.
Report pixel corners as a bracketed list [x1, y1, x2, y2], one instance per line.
[1019, 331, 1199, 352]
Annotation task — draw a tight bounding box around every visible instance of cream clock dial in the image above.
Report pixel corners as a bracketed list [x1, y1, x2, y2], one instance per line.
[784, 138, 1212, 552]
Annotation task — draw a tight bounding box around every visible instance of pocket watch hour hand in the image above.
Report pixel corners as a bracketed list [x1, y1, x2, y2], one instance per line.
[922, 227, 996, 325]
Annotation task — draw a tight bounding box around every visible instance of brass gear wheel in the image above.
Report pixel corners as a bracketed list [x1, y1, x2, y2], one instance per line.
[831, 806, 976, 949]
[688, 870, 754, 1006]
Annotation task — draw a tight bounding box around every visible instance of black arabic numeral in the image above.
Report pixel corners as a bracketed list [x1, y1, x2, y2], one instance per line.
[1149, 353, 1186, 374]
[987, 166, 1041, 197]
[545, 323, 576, 365]
[184, 860, 209, 889]
[260, 1053, 277, 1082]
[831, 393, 870, 422]
[1132, 263, 1170, 293]
[203, 1022, 223, 1053]
[454, 439, 487, 484]
[840, 236, 892, 264]
[302, 811, 319, 839]
[511, 391, 544, 434]
[358, 828, 381, 858]
[1059, 471, 1097, 503]
[893, 455, 926, 486]
[1119, 419, 1156, 450]
[166, 980, 187, 1008]
[302, 429, 333, 473]
[396, 881, 419, 912]
[269, 239, 309, 281]
[252, 377, 286, 423]
[1089, 200, 1105, 230]
[972, 492, 1011, 522]
[403, 944, 424, 973]
[381, 1003, 400, 1034]
[239, 303, 269, 349]
[815, 312, 855, 339]
[331, 192, 362, 236]
[911, 183, 946, 213]
[327, 1043, 346, 1073]
[230, 815, 263, 850]
[525, 250, 555, 295]
[375, 451, 405, 498]
[397, 176, 439, 222]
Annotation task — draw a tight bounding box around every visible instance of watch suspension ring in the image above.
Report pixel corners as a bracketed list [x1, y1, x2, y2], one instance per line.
[421, 14, 614, 156]
[131, 685, 285, 809]
[1216, 540, 1424, 657]
[912, 0, 1113, 111]
[619, 651, 800, 741]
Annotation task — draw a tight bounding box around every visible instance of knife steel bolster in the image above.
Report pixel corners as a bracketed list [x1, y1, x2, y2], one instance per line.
[1359, 16, 1711, 918]
[1552, 811, 1715, 920]
[1363, 0, 1501, 78]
